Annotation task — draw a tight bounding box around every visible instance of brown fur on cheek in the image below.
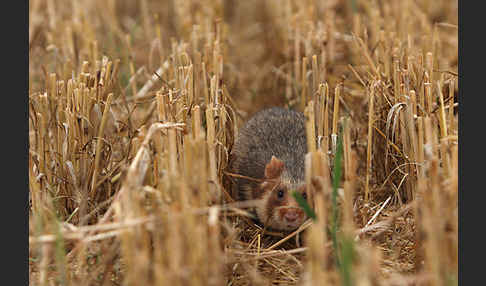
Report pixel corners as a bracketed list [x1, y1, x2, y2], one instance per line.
[275, 187, 308, 229]
[265, 188, 287, 223]
[252, 180, 280, 225]
[277, 207, 305, 221]
[254, 181, 274, 199]
[268, 206, 306, 230]
[257, 180, 308, 230]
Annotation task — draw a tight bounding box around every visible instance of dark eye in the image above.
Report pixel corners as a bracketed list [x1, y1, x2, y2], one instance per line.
[302, 192, 307, 200]
[277, 189, 284, 199]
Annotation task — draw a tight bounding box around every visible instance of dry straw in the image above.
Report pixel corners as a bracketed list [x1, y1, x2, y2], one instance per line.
[29, 0, 457, 285]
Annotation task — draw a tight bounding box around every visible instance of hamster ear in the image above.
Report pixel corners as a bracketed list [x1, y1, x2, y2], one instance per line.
[264, 156, 285, 179]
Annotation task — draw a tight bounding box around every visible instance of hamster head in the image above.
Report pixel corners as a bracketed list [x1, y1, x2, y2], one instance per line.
[254, 156, 309, 231]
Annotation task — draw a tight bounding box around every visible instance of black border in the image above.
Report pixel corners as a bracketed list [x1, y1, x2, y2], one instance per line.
[459, 0, 479, 284]
[7, 0, 29, 284]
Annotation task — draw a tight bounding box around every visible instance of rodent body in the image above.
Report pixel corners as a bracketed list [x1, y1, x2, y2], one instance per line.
[229, 107, 309, 231]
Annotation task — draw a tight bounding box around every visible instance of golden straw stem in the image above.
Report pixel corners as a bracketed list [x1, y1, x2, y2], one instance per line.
[90, 93, 114, 196]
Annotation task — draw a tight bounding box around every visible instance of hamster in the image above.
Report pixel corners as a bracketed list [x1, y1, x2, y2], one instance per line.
[229, 107, 309, 231]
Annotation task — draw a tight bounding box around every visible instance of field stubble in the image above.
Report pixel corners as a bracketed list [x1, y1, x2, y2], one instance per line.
[29, 0, 458, 285]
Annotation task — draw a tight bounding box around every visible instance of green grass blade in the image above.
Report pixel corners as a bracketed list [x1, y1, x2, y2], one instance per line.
[292, 191, 317, 221]
[331, 129, 344, 268]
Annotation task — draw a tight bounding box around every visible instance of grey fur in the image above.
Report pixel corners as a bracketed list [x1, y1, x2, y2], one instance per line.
[230, 107, 308, 200]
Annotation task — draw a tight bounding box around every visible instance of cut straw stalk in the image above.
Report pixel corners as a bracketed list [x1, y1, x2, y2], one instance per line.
[306, 192, 328, 284]
[38, 242, 51, 285]
[168, 128, 178, 178]
[365, 85, 374, 201]
[323, 83, 330, 154]
[208, 206, 223, 285]
[422, 116, 443, 285]
[399, 92, 413, 200]
[136, 66, 164, 99]
[305, 100, 316, 153]
[355, 35, 379, 79]
[206, 104, 218, 202]
[424, 74, 433, 114]
[312, 55, 319, 100]
[90, 93, 114, 196]
[343, 121, 356, 235]
[448, 79, 455, 128]
[316, 85, 324, 140]
[192, 105, 203, 139]
[326, 10, 336, 64]
[393, 58, 400, 105]
[331, 84, 341, 154]
[126, 34, 138, 97]
[300, 56, 308, 112]
[406, 93, 419, 197]
[294, 26, 301, 90]
[437, 82, 450, 177]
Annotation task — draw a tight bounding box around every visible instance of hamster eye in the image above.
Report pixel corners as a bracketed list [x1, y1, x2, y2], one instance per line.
[277, 189, 284, 199]
[302, 192, 307, 200]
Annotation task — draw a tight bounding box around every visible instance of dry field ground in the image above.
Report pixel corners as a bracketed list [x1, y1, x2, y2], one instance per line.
[29, 0, 458, 285]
